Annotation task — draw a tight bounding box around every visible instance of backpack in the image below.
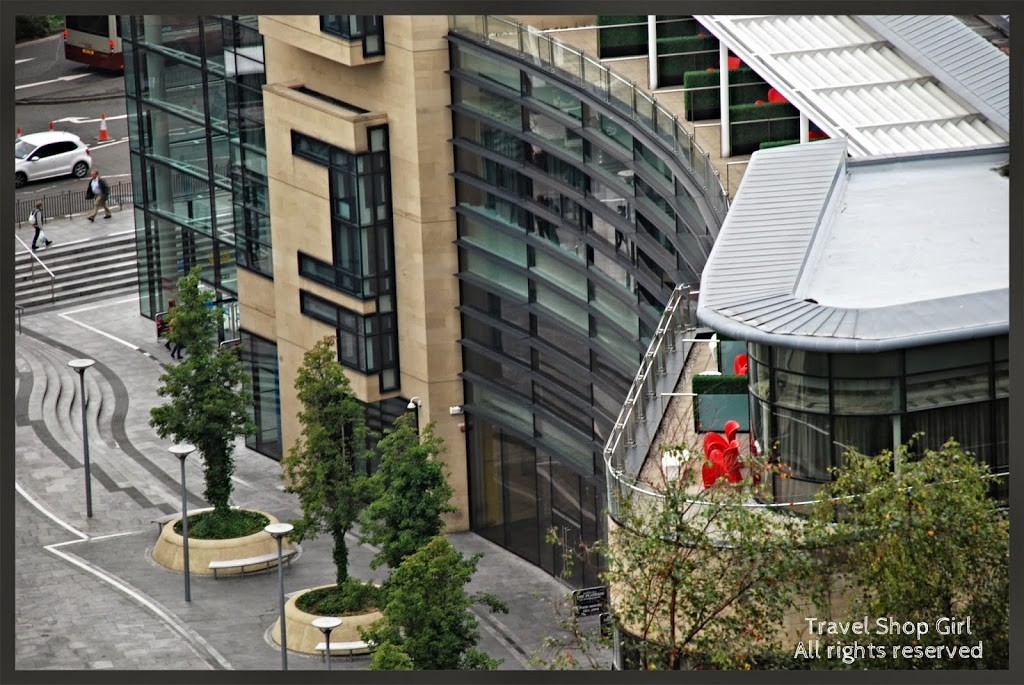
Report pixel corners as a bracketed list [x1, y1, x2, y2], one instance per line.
[30, 208, 39, 227]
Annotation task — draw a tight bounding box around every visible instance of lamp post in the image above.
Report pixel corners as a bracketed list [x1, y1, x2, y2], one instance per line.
[169, 443, 196, 602]
[265, 522, 294, 670]
[67, 359, 96, 518]
[407, 396, 421, 431]
[311, 616, 343, 671]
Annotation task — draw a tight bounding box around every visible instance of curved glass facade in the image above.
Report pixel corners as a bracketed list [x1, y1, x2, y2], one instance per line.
[448, 37, 719, 583]
[748, 336, 1009, 503]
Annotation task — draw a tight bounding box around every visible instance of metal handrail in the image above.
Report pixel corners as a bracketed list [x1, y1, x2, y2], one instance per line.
[16, 304, 24, 334]
[447, 15, 731, 225]
[16, 180, 134, 229]
[14, 233, 56, 304]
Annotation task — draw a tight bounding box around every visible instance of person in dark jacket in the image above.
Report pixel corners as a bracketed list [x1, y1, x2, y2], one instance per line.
[85, 170, 112, 222]
[29, 200, 53, 250]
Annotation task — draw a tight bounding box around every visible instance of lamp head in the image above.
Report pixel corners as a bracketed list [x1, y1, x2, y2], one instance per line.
[264, 522, 295, 539]
[407, 396, 421, 410]
[68, 358, 96, 374]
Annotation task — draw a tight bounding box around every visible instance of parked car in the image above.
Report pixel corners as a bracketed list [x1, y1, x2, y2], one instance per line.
[15, 131, 92, 188]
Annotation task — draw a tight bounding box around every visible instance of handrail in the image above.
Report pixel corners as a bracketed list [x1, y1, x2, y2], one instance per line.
[14, 233, 56, 304]
[16, 304, 24, 334]
[447, 15, 731, 225]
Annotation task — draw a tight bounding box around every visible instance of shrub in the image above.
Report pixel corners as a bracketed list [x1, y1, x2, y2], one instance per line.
[15, 16, 63, 42]
[173, 509, 268, 539]
[656, 35, 719, 86]
[296, 580, 383, 616]
[692, 372, 750, 395]
[729, 102, 800, 155]
[683, 68, 769, 121]
[597, 15, 647, 58]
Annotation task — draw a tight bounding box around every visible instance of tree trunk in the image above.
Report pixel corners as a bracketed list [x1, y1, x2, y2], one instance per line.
[333, 525, 349, 587]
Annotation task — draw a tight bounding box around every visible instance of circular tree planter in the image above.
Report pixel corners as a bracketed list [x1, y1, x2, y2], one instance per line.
[271, 584, 383, 655]
[152, 510, 293, 576]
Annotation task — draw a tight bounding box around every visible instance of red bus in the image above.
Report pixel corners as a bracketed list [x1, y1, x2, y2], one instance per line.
[64, 16, 123, 71]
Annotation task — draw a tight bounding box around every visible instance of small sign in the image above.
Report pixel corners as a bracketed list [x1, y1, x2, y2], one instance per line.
[572, 585, 608, 617]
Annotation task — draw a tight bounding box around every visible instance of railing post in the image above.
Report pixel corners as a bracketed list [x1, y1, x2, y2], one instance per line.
[630, 82, 637, 116]
[517, 21, 523, 51]
[482, 15, 489, 43]
[672, 115, 679, 151]
[577, 52, 584, 82]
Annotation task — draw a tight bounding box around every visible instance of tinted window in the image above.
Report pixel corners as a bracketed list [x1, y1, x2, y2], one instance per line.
[33, 144, 62, 159]
[52, 141, 79, 155]
[66, 16, 111, 37]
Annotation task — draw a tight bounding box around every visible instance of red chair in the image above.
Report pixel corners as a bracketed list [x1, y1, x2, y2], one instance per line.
[767, 87, 788, 104]
[728, 55, 741, 70]
[723, 420, 740, 444]
[733, 353, 749, 376]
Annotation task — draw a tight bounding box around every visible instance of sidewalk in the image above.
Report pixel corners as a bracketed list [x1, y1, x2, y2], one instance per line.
[13, 228, 598, 671]
[15, 198, 135, 256]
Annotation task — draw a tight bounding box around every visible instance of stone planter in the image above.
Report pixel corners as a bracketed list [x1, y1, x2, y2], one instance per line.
[271, 584, 383, 654]
[151, 509, 292, 576]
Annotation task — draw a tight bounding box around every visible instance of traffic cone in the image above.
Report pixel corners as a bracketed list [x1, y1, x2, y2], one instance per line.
[98, 114, 109, 142]
[16, 127, 21, 139]
[49, 120, 55, 130]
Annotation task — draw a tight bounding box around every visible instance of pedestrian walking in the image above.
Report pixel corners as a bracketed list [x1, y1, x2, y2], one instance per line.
[85, 170, 112, 222]
[163, 299, 177, 350]
[29, 201, 53, 251]
[169, 316, 184, 360]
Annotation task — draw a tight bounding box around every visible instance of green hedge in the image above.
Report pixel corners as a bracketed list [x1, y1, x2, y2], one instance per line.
[729, 101, 800, 155]
[692, 373, 750, 395]
[759, 137, 830, 150]
[656, 15, 698, 39]
[656, 34, 719, 86]
[682, 68, 769, 121]
[597, 15, 647, 58]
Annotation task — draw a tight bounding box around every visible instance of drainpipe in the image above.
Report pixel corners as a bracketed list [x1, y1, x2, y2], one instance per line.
[719, 42, 731, 158]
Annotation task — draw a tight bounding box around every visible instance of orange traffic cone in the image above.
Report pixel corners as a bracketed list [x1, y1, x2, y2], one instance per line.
[16, 127, 22, 139]
[49, 120, 55, 130]
[98, 113, 109, 142]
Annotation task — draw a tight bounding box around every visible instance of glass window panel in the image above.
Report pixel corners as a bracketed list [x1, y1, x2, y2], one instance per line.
[469, 415, 505, 544]
[832, 350, 901, 378]
[461, 215, 528, 266]
[531, 251, 586, 298]
[774, 407, 831, 481]
[457, 45, 522, 93]
[527, 112, 582, 158]
[833, 415, 892, 466]
[454, 80, 522, 127]
[773, 369, 830, 412]
[774, 347, 828, 376]
[463, 250, 528, 299]
[501, 435, 540, 565]
[905, 339, 990, 374]
[906, 364, 992, 410]
[527, 73, 582, 120]
[832, 377, 900, 414]
[534, 285, 587, 334]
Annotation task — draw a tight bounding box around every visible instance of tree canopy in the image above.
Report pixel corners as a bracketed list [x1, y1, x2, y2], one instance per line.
[359, 413, 455, 571]
[150, 266, 253, 516]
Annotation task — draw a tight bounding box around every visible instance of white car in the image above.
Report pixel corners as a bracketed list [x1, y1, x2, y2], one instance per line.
[15, 131, 92, 188]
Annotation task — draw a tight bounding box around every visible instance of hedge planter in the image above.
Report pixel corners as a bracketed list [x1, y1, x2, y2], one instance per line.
[271, 584, 383, 655]
[152, 510, 291, 576]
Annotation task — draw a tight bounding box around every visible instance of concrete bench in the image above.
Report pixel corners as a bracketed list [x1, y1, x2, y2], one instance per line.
[315, 640, 374, 660]
[151, 507, 215, 533]
[208, 548, 297, 578]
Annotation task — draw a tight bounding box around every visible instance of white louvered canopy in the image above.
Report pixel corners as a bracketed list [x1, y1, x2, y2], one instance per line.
[695, 15, 1008, 157]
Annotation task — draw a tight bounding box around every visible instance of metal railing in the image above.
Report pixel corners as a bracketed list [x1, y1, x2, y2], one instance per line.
[15, 181, 134, 229]
[602, 284, 698, 520]
[16, 304, 24, 334]
[448, 15, 731, 224]
[14, 233, 56, 304]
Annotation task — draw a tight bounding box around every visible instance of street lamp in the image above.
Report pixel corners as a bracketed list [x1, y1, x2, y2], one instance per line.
[407, 396, 421, 431]
[265, 522, 295, 670]
[169, 443, 196, 602]
[67, 359, 96, 518]
[311, 616, 343, 671]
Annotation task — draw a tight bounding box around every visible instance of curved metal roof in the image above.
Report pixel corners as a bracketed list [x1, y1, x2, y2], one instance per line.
[696, 139, 1009, 353]
[695, 15, 1008, 157]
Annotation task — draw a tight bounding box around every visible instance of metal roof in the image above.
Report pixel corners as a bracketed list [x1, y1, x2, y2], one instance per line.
[696, 139, 1009, 353]
[695, 15, 1008, 157]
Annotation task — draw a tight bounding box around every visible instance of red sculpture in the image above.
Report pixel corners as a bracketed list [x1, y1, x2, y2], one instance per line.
[767, 87, 788, 104]
[702, 423, 744, 488]
[733, 353, 748, 376]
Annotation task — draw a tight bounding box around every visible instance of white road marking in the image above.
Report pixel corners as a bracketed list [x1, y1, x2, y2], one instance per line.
[54, 114, 129, 124]
[15, 72, 92, 90]
[16, 57, 35, 65]
[58, 311, 140, 351]
[62, 296, 139, 316]
[14, 482, 88, 540]
[89, 138, 129, 150]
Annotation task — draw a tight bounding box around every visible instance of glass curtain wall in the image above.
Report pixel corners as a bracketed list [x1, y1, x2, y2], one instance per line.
[448, 38, 716, 583]
[123, 14, 270, 316]
[747, 335, 1010, 504]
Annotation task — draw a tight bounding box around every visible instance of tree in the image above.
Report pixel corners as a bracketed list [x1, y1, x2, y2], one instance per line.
[359, 413, 455, 571]
[282, 336, 368, 589]
[594, 450, 825, 670]
[368, 642, 415, 671]
[361, 535, 508, 670]
[812, 439, 1009, 669]
[150, 266, 253, 518]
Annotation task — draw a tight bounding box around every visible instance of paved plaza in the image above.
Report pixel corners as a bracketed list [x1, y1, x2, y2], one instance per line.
[14, 212, 600, 672]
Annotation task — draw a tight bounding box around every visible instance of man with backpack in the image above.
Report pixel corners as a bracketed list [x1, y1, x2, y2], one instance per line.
[29, 200, 53, 251]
